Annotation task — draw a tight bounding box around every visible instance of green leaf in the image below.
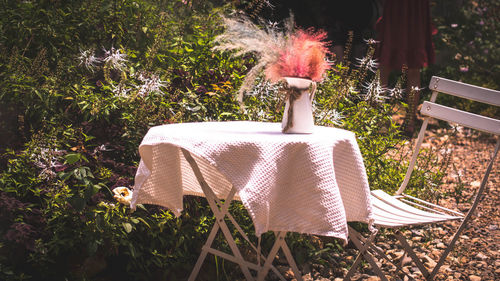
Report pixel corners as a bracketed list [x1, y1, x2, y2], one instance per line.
[122, 222, 133, 233]
[136, 217, 151, 228]
[68, 194, 86, 211]
[65, 153, 81, 165]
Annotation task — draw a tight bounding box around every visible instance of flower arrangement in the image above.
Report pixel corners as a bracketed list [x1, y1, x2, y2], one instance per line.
[213, 16, 331, 101]
[265, 29, 331, 83]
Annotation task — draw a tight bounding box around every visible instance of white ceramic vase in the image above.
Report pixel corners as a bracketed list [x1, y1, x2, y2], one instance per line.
[281, 77, 316, 134]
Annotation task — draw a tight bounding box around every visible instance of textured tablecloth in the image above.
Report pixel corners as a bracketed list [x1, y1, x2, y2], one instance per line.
[131, 121, 373, 241]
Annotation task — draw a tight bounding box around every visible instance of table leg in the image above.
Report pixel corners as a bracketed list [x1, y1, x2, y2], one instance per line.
[257, 232, 285, 281]
[257, 232, 303, 281]
[182, 148, 301, 281]
[187, 221, 221, 281]
[280, 236, 303, 281]
[182, 149, 255, 281]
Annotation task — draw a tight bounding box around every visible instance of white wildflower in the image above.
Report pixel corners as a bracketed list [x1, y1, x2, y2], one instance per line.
[248, 78, 282, 97]
[348, 85, 359, 96]
[112, 83, 132, 97]
[356, 57, 378, 72]
[78, 49, 100, 71]
[362, 79, 387, 103]
[32, 147, 63, 180]
[103, 47, 128, 70]
[136, 72, 167, 96]
[329, 109, 344, 126]
[112, 187, 133, 205]
[364, 38, 379, 45]
[93, 144, 110, 154]
[315, 107, 344, 126]
[388, 87, 404, 99]
[319, 109, 344, 126]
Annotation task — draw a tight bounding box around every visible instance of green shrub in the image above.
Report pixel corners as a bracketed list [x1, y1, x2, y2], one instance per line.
[0, 1, 447, 280]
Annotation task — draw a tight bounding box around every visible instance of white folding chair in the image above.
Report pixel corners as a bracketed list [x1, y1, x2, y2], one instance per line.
[344, 76, 500, 280]
[180, 148, 303, 281]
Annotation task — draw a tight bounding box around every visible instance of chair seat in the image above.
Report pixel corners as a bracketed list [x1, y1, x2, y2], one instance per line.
[371, 190, 464, 228]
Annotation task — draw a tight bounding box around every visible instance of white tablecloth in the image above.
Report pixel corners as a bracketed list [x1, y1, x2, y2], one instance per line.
[131, 121, 373, 241]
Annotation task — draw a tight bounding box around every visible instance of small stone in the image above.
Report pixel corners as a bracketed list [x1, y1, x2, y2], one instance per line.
[399, 255, 413, 267]
[423, 254, 437, 268]
[301, 273, 313, 281]
[391, 250, 405, 260]
[488, 224, 498, 231]
[436, 242, 446, 249]
[469, 275, 481, 281]
[470, 181, 481, 187]
[475, 253, 488, 260]
[402, 266, 411, 275]
[438, 228, 447, 235]
[411, 229, 424, 236]
[365, 277, 381, 281]
[378, 242, 390, 250]
[431, 249, 441, 258]
[441, 265, 451, 272]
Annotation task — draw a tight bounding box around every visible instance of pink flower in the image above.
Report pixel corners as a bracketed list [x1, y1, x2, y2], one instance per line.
[265, 28, 331, 82]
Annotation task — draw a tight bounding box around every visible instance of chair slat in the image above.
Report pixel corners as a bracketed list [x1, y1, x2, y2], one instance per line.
[371, 207, 446, 228]
[371, 196, 441, 222]
[421, 101, 500, 135]
[372, 190, 462, 220]
[429, 76, 500, 106]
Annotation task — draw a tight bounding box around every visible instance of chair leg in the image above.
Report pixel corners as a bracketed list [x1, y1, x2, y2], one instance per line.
[345, 227, 389, 281]
[394, 231, 430, 278]
[344, 251, 364, 280]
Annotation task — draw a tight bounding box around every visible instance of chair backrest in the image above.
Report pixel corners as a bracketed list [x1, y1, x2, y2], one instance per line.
[396, 76, 500, 195]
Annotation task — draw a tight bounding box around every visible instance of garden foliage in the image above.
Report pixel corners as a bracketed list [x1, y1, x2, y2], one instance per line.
[0, 0, 467, 280]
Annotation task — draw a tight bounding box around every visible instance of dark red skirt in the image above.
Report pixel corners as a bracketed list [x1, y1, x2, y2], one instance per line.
[375, 0, 435, 70]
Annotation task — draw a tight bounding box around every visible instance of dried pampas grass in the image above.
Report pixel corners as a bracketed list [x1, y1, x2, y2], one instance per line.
[213, 15, 330, 102]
